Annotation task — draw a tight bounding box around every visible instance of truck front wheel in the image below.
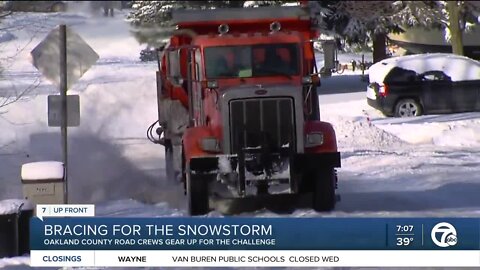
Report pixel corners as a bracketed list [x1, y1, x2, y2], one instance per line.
[186, 169, 210, 216]
[165, 139, 174, 182]
[312, 168, 336, 212]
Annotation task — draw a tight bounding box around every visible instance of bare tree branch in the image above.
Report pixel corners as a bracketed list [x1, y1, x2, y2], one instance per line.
[0, 77, 40, 110]
[0, 11, 53, 114]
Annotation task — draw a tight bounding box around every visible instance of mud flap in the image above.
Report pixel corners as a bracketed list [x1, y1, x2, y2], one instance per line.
[186, 170, 211, 216]
[189, 157, 220, 172]
[291, 152, 341, 173]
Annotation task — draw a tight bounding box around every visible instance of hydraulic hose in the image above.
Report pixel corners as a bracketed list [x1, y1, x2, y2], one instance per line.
[147, 120, 164, 145]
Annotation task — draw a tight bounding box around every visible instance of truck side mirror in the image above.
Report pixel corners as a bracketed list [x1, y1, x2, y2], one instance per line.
[302, 74, 321, 86]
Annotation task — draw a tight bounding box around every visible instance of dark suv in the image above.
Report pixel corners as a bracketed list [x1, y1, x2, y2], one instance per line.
[366, 53, 480, 117]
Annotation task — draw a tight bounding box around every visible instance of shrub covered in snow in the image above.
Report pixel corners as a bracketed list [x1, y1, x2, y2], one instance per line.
[0, 199, 34, 215]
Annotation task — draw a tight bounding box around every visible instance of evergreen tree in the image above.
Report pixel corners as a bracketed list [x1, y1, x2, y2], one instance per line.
[310, 1, 398, 62]
[310, 1, 480, 59]
[127, 1, 479, 61]
[391, 1, 480, 56]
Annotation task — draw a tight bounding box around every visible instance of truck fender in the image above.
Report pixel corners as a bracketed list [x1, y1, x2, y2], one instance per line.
[304, 121, 338, 153]
[182, 127, 216, 162]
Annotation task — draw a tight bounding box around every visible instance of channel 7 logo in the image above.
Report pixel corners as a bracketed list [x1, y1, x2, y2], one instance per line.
[431, 222, 458, 247]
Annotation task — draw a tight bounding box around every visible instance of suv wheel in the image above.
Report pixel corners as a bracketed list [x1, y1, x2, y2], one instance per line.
[394, 99, 422, 117]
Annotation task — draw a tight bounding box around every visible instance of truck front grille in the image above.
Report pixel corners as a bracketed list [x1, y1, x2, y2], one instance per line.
[229, 98, 295, 153]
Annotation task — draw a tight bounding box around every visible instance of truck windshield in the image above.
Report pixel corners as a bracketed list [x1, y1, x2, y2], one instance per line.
[204, 43, 299, 79]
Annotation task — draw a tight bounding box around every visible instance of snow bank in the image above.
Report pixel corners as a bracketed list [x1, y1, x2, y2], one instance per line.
[320, 100, 406, 149]
[433, 125, 480, 147]
[0, 199, 34, 215]
[333, 117, 406, 149]
[0, 256, 30, 267]
[377, 121, 480, 147]
[376, 123, 450, 145]
[372, 112, 480, 147]
[330, 100, 480, 148]
[21, 161, 64, 180]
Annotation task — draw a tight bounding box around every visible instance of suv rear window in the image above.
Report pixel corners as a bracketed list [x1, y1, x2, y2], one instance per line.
[384, 67, 418, 83]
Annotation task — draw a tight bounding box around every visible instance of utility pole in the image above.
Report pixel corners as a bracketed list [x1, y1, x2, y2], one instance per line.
[59, 24, 69, 204]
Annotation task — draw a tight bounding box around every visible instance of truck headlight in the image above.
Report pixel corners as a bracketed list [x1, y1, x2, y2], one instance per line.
[305, 133, 324, 147]
[199, 137, 221, 153]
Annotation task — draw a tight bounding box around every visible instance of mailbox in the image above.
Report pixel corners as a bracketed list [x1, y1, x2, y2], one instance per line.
[21, 161, 66, 206]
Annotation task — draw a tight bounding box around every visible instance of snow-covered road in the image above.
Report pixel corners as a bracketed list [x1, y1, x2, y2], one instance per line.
[1, 8, 480, 268]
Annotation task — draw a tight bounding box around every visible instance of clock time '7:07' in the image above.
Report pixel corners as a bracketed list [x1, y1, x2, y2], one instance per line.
[396, 225, 414, 232]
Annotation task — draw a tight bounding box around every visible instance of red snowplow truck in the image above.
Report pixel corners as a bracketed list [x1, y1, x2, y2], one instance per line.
[150, 5, 341, 215]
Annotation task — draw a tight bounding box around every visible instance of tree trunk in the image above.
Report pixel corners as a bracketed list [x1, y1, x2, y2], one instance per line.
[372, 33, 387, 63]
[446, 1, 464, 55]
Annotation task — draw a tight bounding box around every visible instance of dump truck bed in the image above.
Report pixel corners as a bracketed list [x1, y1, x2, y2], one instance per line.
[171, 6, 310, 25]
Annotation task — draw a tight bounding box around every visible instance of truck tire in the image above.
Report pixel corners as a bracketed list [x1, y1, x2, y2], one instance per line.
[182, 147, 186, 194]
[164, 140, 175, 182]
[312, 168, 336, 212]
[186, 169, 210, 216]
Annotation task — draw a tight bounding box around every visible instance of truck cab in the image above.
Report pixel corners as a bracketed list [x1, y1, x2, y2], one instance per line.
[153, 6, 341, 215]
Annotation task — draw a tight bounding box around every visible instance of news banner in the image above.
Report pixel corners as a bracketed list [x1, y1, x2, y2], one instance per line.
[30, 205, 480, 267]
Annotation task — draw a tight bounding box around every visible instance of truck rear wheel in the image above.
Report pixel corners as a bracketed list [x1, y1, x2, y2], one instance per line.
[312, 168, 336, 212]
[186, 169, 210, 216]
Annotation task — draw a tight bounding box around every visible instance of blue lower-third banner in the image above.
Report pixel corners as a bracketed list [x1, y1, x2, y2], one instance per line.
[30, 217, 479, 250]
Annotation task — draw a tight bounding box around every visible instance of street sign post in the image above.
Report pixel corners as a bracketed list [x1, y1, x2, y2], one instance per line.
[31, 25, 98, 203]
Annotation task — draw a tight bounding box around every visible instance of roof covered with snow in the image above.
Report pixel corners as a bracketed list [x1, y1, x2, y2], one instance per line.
[369, 53, 480, 83]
